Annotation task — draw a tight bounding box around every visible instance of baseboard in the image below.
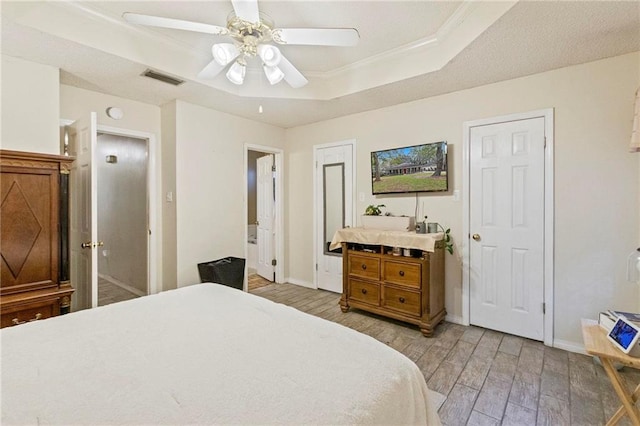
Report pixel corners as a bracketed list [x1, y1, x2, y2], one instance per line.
[445, 314, 464, 325]
[285, 277, 316, 289]
[553, 338, 586, 355]
[441, 315, 585, 353]
[98, 273, 146, 297]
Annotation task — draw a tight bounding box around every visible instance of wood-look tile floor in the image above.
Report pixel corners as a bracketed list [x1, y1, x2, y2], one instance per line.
[98, 278, 140, 306]
[251, 283, 640, 426]
[248, 273, 271, 291]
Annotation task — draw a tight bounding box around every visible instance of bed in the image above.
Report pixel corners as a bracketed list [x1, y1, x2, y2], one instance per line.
[1, 283, 441, 425]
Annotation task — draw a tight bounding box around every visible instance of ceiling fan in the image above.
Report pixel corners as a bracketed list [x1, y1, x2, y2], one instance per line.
[123, 0, 359, 88]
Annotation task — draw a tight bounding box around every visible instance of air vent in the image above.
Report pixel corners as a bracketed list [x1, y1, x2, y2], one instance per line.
[141, 69, 185, 86]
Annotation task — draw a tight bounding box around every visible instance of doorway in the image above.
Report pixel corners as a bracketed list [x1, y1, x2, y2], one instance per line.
[95, 133, 148, 306]
[244, 144, 284, 291]
[462, 109, 554, 345]
[63, 115, 158, 311]
[313, 140, 356, 293]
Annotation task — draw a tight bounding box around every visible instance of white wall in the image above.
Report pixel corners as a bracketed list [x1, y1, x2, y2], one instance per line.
[1, 55, 59, 154]
[161, 101, 178, 290]
[173, 100, 286, 286]
[285, 52, 640, 348]
[60, 85, 161, 134]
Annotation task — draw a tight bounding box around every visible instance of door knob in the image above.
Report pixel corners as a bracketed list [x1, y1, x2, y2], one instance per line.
[81, 241, 104, 249]
[472, 234, 481, 241]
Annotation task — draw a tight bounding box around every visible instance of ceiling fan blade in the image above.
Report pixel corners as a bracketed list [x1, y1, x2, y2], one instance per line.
[272, 28, 359, 46]
[278, 54, 308, 88]
[197, 60, 226, 79]
[123, 13, 228, 36]
[231, 0, 260, 23]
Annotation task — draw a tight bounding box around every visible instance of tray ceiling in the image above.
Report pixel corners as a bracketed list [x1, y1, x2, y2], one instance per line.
[2, 1, 639, 128]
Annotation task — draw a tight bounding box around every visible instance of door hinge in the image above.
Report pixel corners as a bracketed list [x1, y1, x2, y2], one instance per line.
[542, 302, 546, 314]
[271, 259, 277, 266]
[272, 165, 276, 172]
[315, 263, 318, 271]
[544, 137, 547, 148]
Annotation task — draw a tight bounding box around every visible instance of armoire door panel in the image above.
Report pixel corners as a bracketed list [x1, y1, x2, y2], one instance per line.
[1, 170, 58, 293]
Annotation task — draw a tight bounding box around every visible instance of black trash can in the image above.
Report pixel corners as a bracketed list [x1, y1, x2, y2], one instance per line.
[198, 257, 246, 290]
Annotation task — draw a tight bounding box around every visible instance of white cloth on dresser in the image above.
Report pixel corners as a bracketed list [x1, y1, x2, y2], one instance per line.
[330, 227, 444, 252]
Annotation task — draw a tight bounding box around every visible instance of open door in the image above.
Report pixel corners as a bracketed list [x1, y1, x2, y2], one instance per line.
[256, 154, 275, 281]
[67, 112, 98, 311]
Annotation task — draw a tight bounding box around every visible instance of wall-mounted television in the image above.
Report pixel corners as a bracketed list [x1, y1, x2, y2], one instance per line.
[371, 141, 448, 195]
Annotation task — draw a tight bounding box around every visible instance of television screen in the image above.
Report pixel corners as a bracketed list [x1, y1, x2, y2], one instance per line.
[371, 141, 448, 195]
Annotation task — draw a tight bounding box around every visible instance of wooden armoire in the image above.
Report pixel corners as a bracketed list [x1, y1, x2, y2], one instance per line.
[1, 150, 74, 328]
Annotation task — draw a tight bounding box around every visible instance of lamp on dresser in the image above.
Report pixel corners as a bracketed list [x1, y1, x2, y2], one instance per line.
[0, 150, 74, 327]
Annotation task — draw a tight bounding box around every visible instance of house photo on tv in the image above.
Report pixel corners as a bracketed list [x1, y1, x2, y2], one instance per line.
[371, 141, 448, 195]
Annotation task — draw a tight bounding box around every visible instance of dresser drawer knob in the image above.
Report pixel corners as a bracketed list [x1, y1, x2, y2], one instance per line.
[361, 288, 368, 295]
[399, 297, 405, 303]
[361, 264, 367, 270]
[12, 312, 42, 325]
[399, 270, 405, 277]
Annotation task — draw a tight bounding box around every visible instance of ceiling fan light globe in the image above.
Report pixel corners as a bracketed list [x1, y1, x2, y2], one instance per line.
[212, 43, 239, 66]
[258, 44, 282, 67]
[226, 61, 246, 85]
[263, 65, 284, 85]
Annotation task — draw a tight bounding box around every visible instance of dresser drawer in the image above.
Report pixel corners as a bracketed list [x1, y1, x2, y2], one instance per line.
[1, 299, 57, 328]
[384, 260, 421, 288]
[349, 255, 380, 280]
[382, 286, 421, 316]
[349, 279, 380, 306]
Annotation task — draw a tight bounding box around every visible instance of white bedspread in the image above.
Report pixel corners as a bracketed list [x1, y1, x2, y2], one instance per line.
[1, 284, 441, 425]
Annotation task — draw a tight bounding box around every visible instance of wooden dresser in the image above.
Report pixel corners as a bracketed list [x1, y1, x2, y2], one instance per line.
[335, 229, 445, 337]
[1, 150, 74, 328]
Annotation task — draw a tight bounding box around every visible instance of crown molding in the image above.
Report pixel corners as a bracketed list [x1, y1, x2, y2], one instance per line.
[308, 0, 476, 81]
[60, 2, 213, 60]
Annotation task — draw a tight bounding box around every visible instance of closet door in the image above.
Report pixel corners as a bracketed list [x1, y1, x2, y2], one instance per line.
[314, 142, 354, 293]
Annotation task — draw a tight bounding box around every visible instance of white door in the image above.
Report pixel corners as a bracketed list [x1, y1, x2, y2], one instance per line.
[315, 143, 354, 293]
[469, 117, 545, 340]
[67, 112, 98, 311]
[256, 154, 275, 281]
